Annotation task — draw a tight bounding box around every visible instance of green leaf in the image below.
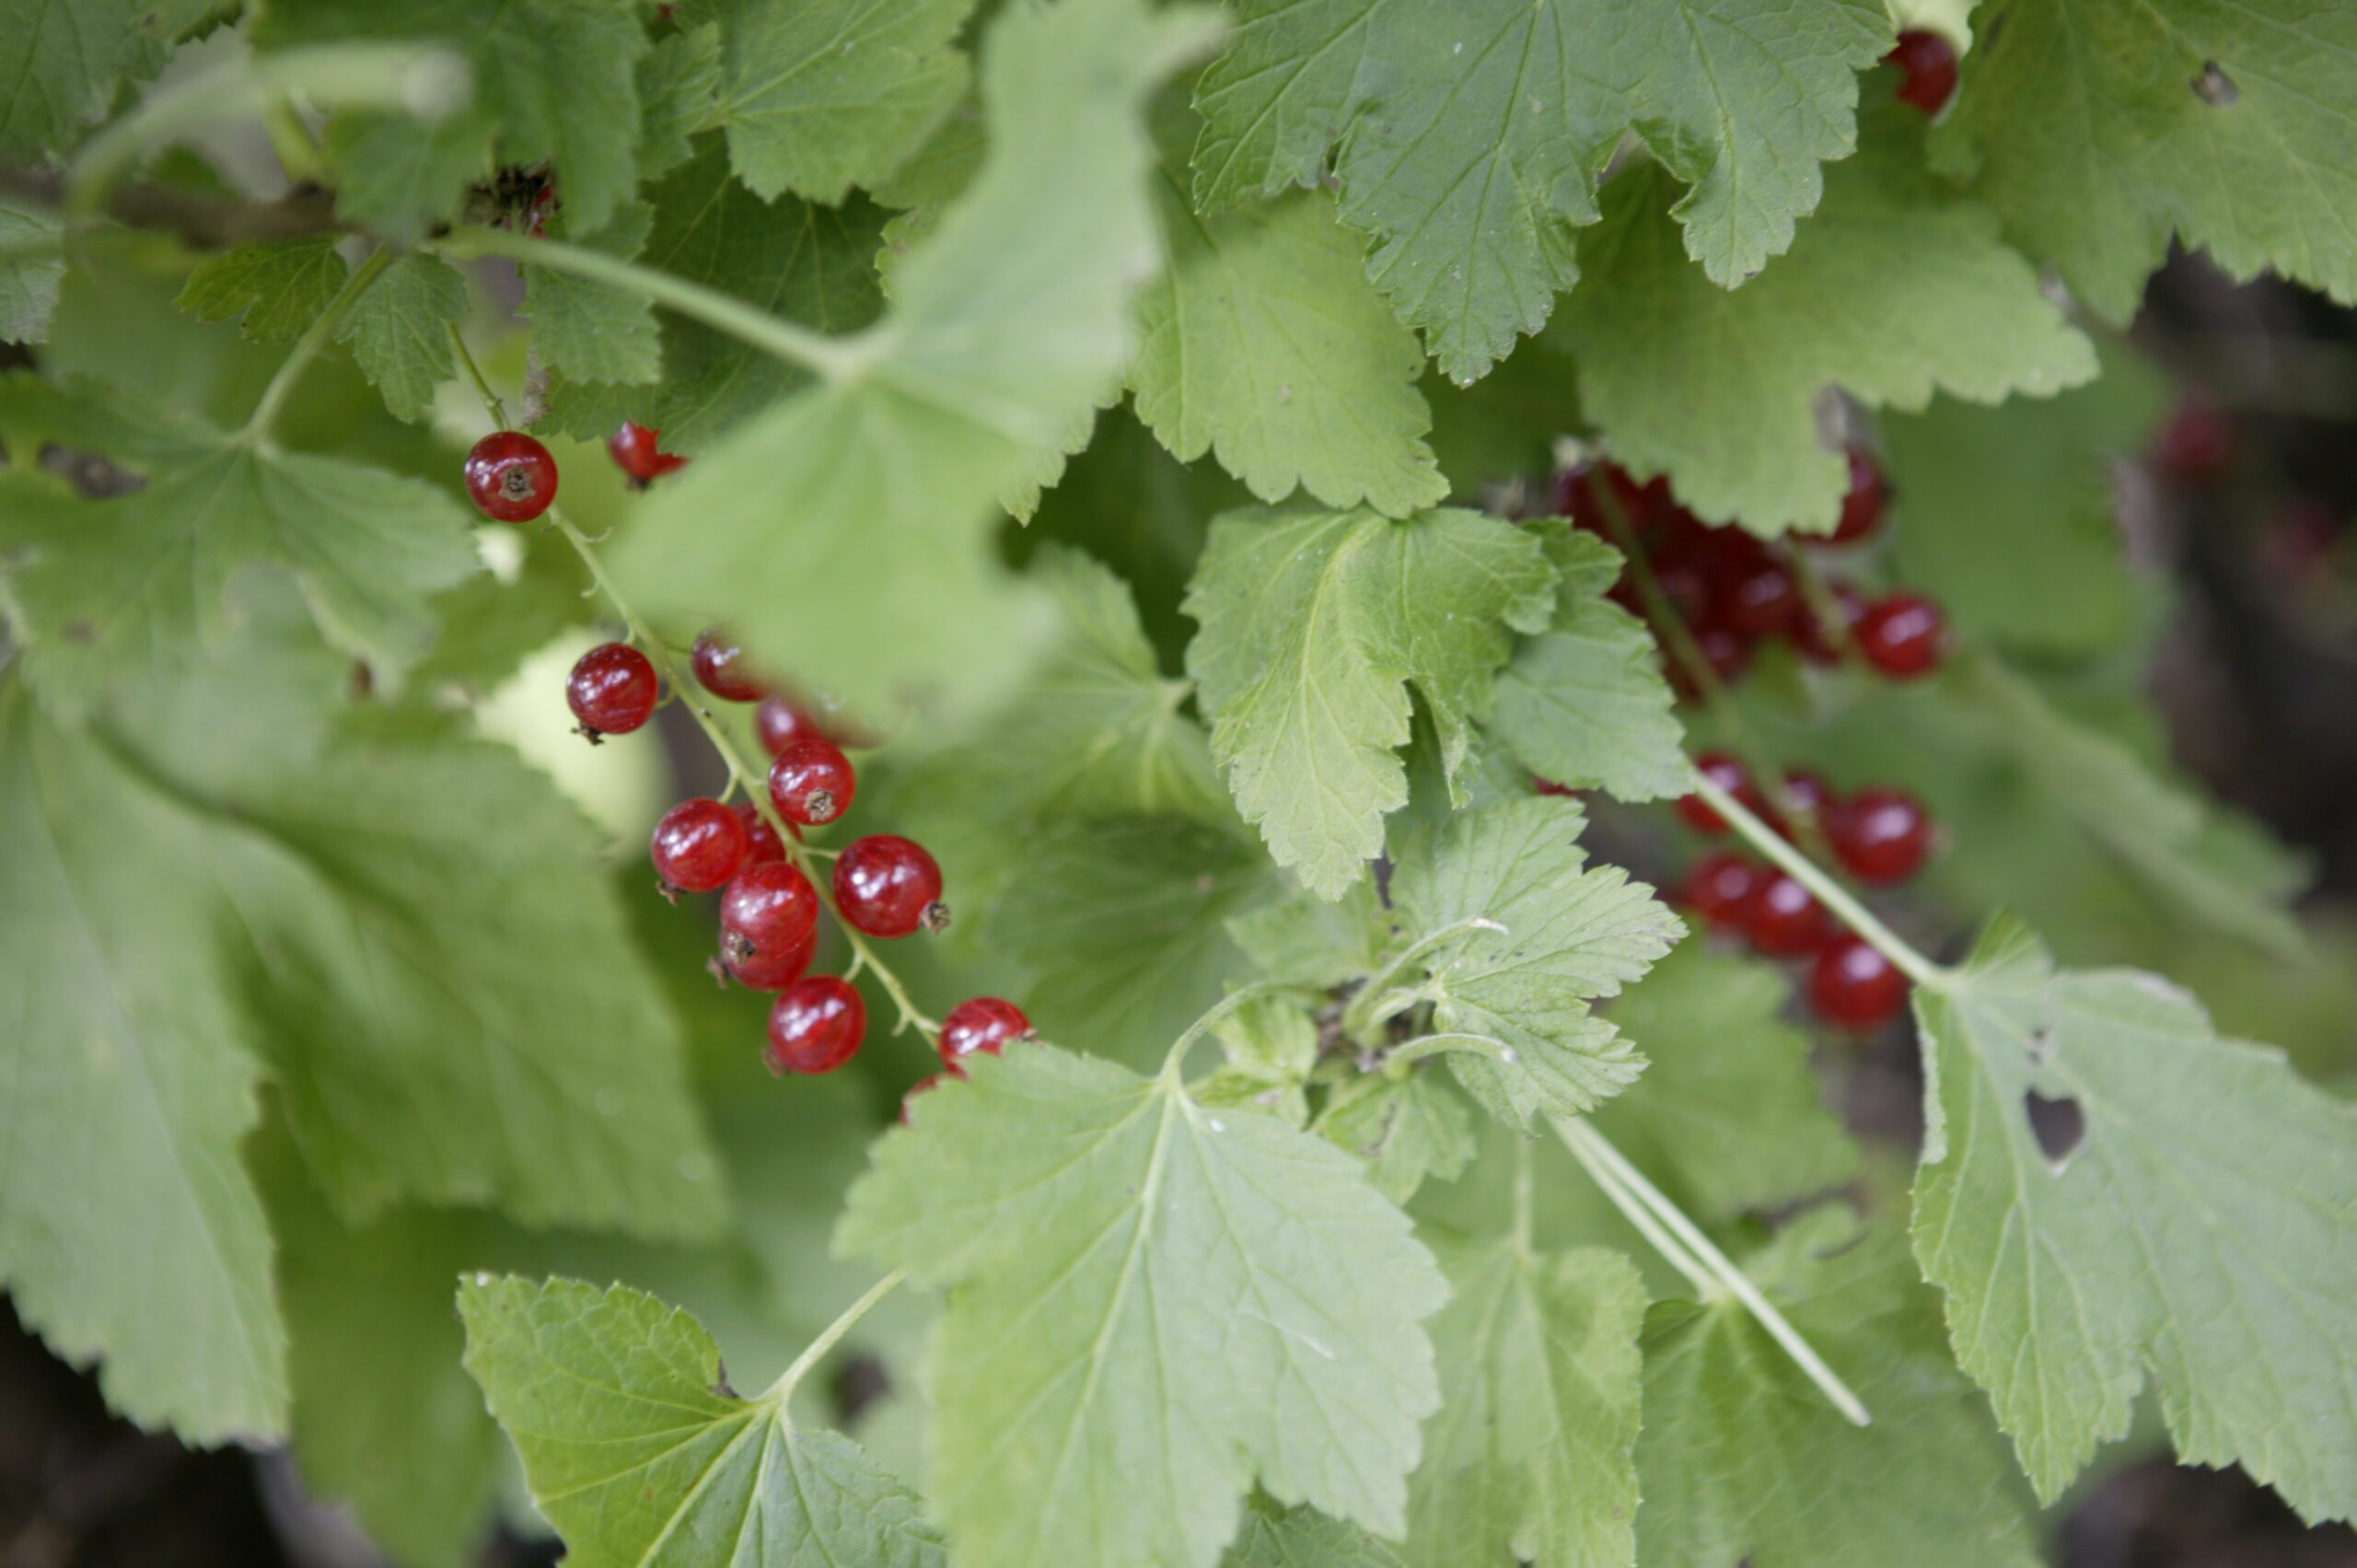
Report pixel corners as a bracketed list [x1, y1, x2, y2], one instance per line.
[0, 0, 168, 157]
[1910, 915, 2357, 1522]
[1591, 944, 1860, 1221]
[1550, 117, 2097, 533]
[522, 204, 662, 386]
[0, 379, 478, 712]
[611, 0, 1222, 714]
[1492, 528, 1686, 800]
[176, 238, 352, 343]
[335, 253, 470, 422]
[839, 1043, 1448, 1568]
[459, 1276, 945, 1568]
[1226, 1502, 1410, 1568]
[1638, 1207, 2042, 1568]
[1405, 1234, 1645, 1568]
[1318, 1073, 1476, 1204]
[1387, 797, 1683, 1125]
[1934, 0, 2357, 321]
[1190, 0, 1892, 380]
[1200, 992, 1322, 1125]
[1136, 102, 1444, 517]
[258, 0, 648, 236]
[547, 136, 888, 453]
[0, 194, 61, 343]
[1184, 505, 1557, 897]
[635, 20, 723, 182]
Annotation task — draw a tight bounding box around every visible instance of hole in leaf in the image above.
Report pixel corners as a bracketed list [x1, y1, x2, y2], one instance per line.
[2025, 1091, 2086, 1169]
[2192, 62, 2239, 105]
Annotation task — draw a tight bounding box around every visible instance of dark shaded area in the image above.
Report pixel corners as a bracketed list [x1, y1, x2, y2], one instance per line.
[2062, 1459, 2357, 1568]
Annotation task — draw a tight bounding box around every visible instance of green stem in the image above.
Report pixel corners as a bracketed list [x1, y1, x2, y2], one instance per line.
[1341, 915, 1506, 1041]
[1381, 1032, 1515, 1073]
[1555, 1118, 1873, 1427]
[1555, 1119, 1720, 1299]
[1163, 982, 1315, 1080]
[240, 246, 393, 443]
[1687, 762, 1953, 991]
[764, 1268, 905, 1415]
[435, 226, 856, 381]
[263, 97, 325, 187]
[1784, 546, 1855, 660]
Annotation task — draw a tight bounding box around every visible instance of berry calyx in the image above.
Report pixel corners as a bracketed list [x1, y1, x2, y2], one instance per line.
[1676, 854, 1759, 933]
[1829, 786, 1934, 885]
[940, 997, 1032, 1064]
[1886, 29, 1958, 115]
[650, 798, 749, 893]
[769, 737, 857, 827]
[1795, 581, 1868, 665]
[764, 976, 866, 1075]
[464, 431, 559, 523]
[734, 800, 795, 866]
[1742, 869, 1830, 958]
[833, 834, 948, 938]
[607, 421, 689, 485]
[725, 923, 816, 991]
[1828, 448, 1887, 545]
[1676, 752, 1758, 834]
[691, 627, 767, 703]
[1807, 933, 1910, 1030]
[719, 861, 820, 970]
[1856, 592, 1947, 679]
[566, 642, 657, 740]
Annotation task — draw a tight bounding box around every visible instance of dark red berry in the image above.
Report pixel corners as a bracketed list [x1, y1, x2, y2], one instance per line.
[691, 628, 767, 703]
[1830, 787, 1934, 885]
[726, 923, 815, 991]
[607, 421, 689, 484]
[1651, 560, 1713, 627]
[1771, 769, 1833, 837]
[834, 834, 947, 938]
[566, 642, 657, 740]
[1718, 560, 1801, 638]
[1886, 29, 1958, 115]
[1553, 460, 1666, 535]
[464, 431, 559, 523]
[1796, 581, 1868, 665]
[941, 997, 1032, 1064]
[651, 798, 749, 892]
[1692, 625, 1751, 685]
[1676, 854, 1759, 933]
[1676, 752, 1758, 834]
[1743, 869, 1830, 958]
[720, 861, 820, 970]
[765, 976, 866, 1075]
[1808, 933, 1910, 1030]
[755, 692, 828, 757]
[2153, 393, 2236, 487]
[735, 801, 795, 867]
[1856, 593, 1947, 679]
[769, 737, 856, 827]
[1827, 449, 1888, 545]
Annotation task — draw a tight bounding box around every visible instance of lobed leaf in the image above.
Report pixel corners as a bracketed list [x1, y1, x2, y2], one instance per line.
[176, 238, 351, 343]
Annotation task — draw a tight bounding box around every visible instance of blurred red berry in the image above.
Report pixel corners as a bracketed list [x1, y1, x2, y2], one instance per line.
[1856, 593, 1947, 678]
[608, 421, 689, 484]
[2153, 393, 2236, 487]
[1827, 449, 1888, 545]
[1676, 752, 1756, 833]
[1796, 581, 1869, 664]
[1830, 787, 1934, 884]
[1677, 854, 1759, 932]
[1743, 869, 1830, 958]
[1808, 933, 1910, 1030]
[1886, 29, 1958, 114]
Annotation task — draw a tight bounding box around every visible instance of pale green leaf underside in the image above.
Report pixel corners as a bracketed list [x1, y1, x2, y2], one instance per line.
[839, 1045, 1447, 1568]
[1911, 916, 2357, 1524]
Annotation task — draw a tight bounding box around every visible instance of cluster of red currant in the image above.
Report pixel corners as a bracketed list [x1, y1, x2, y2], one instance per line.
[1885, 29, 1958, 116]
[1554, 451, 1948, 692]
[1671, 752, 1932, 1031]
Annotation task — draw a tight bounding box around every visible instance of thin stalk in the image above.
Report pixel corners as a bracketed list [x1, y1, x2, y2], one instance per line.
[1163, 981, 1316, 1080]
[1556, 1118, 1873, 1427]
[240, 247, 393, 443]
[1687, 763, 1954, 991]
[1341, 915, 1506, 1040]
[1556, 1120, 1720, 1300]
[1381, 1032, 1517, 1073]
[764, 1268, 905, 1414]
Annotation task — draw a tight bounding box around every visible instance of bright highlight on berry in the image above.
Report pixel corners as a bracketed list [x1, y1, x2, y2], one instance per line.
[651, 798, 750, 893]
[769, 737, 857, 827]
[833, 835, 947, 938]
[765, 976, 867, 1075]
[565, 642, 657, 740]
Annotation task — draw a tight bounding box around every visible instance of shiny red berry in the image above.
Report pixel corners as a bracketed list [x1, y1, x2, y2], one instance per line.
[1796, 581, 1868, 665]
[1718, 560, 1801, 638]
[1676, 752, 1757, 834]
[1830, 787, 1934, 884]
[726, 923, 816, 991]
[691, 627, 767, 703]
[755, 692, 827, 757]
[1676, 854, 1759, 932]
[464, 431, 559, 523]
[769, 737, 856, 826]
[765, 976, 866, 1075]
[1856, 593, 1947, 678]
[1808, 934, 1910, 1030]
[607, 421, 689, 484]
[2153, 393, 2235, 487]
[1743, 869, 1830, 958]
[735, 801, 795, 867]
[834, 834, 947, 938]
[1827, 449, 1888, 545]
[651, 798, 749, 893]
[566, 642, 657, 740]
[941, 997, 1032, 1064]
[1886, 29, 1958, 115]
[720, 861, 820, 971]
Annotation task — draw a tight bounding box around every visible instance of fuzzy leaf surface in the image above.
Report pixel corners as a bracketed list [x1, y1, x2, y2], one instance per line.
[521, 206, 662, 387]
[0, 0, 167, 157]
[176, 238, 350, 343]
[1318, 1074, 1476, 1204]
[336, 253, 470, 422]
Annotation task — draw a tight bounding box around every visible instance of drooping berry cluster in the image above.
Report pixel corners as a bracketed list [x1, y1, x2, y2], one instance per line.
[1552, 451, 1949, 691]
[1671, 751, 1931, 1032]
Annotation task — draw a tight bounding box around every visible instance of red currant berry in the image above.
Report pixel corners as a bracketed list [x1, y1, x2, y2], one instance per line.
[607, 421, 690, 485]
[566, 642, 657, 740]
[1830, 786, 1934, 885]
[464, 431, 559, 523]
[1676, 854, 1759, 933]
[1886, 29, 1958, 114]
[769, 737, 856, 827]
[764, 976, 866, 1075]
[1553, 460, 1665, 535]
[1771, 769, 1833, 837]
[833, 834, 947, 938]
[2153, 393, 2236, 487]
[720, 861, 820, 970]
[1718, 560, 1801, 638]
[1856, 592, 1947, 679]
[1827, 449, 1888, 545]
[725, 923, 815, 991]
[1796, 581, 1868, 665]
[1742, 869, 1830, 958]
[1532, 775, 1575, 797]
[735, 801, 795, 867]
[1676, 751, 1757, 833]
[1693, 625, 1752, 684]
[691, 627, 767, 703]
[755, 693, 823, 757]
[1808, 933, 1910, 1030]
[651, 798, 750, 892]
[940, 997, 1032, 1064]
